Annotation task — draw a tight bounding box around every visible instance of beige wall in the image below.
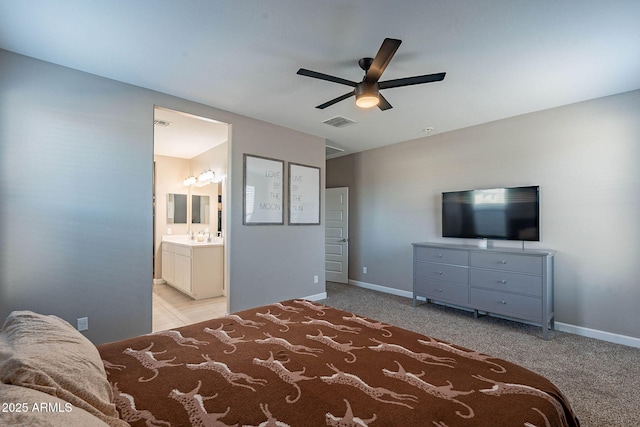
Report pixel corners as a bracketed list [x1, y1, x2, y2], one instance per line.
[154, 155, 191, 236]
[327, 89, 640, 343]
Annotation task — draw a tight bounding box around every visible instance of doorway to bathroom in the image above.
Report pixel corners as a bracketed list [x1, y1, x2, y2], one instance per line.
[152, 106, 230, 331]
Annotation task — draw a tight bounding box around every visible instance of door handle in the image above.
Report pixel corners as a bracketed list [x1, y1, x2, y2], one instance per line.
[340, 238, 348, 242]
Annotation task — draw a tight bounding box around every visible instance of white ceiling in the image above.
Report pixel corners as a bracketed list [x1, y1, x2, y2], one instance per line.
[154, 107, 229, 159]
[1, 1, 639, 159]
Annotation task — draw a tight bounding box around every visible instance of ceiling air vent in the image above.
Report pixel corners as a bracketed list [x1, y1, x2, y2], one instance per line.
[154, 119, 172, 127]
[322, 116, 356, 128]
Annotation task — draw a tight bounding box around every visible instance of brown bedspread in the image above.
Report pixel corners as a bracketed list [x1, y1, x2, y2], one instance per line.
[97, 300, 579, 426]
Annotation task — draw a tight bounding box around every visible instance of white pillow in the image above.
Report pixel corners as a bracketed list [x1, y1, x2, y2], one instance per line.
[0, 311, 128, 427]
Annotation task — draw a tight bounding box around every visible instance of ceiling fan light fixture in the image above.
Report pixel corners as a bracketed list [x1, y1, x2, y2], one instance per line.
[355, 82, 379, 109]
[356, 94, 379, 109]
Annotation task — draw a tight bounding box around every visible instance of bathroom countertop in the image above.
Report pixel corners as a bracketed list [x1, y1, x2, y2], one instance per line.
[162, 235, 224, 247]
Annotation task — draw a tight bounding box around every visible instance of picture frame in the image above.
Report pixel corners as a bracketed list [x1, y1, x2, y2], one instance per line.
[243, 154, 285, 225]
[288, 162, 321, 225]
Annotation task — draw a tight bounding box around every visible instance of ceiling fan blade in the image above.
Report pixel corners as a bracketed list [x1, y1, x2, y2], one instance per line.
[297, 68, 357, 87]
[364, 38, 402, 83]
[316, 91, 355, 109]
[378, 72, 446, 90]
[377, 94, 392, 111]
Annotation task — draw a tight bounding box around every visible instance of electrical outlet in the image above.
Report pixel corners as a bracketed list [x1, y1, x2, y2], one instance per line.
[363, 266, 367, 274]
[314, 275, 319, 284]
[77, 317, 88, 332]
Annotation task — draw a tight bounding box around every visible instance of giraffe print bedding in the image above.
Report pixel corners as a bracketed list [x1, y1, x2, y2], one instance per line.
[97, 300, 580, 426]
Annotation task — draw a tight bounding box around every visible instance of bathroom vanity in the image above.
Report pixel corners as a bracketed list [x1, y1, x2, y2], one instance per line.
[161, 235, 224, 300]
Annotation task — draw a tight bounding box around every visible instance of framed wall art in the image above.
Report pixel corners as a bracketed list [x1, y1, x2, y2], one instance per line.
[288, 162, 320, 225]
[243, 154, 284, 225]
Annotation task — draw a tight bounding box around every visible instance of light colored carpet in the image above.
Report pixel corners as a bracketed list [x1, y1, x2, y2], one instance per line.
[320, 282, 640, 427]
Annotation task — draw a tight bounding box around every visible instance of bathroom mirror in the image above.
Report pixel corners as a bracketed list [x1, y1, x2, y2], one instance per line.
[192, 195, 210, 224]
[167, 193, 187, 224]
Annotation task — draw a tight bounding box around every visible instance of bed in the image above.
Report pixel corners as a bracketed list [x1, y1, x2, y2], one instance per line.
[1, 301, 579, 426]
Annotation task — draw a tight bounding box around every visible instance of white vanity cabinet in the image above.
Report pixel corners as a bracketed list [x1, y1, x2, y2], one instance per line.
[161, 238, 223, 300]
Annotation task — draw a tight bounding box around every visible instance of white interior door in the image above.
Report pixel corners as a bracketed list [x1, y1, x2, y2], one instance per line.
[325, 187, 349, 284]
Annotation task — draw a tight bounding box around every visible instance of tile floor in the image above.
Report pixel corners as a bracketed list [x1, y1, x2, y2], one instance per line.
[152, 283, 228, 332]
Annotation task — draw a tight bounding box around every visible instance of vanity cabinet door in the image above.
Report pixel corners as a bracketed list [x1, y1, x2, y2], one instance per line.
[174, 246, 192, 294]
[161, 243, 175, 284]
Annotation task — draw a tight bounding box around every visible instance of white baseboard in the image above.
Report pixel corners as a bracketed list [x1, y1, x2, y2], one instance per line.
[554, 322, 640, 349]
[153, 278, 166, 285]
[347, 279, 640, 349]
[348, 280, 413, 299]
[303, 292, 328, 301]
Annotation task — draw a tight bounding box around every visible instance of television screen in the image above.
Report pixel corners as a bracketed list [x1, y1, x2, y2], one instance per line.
[442, 186, 540, 241]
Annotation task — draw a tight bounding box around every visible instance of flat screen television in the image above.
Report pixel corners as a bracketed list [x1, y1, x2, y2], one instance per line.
[442, 186, 540, 241]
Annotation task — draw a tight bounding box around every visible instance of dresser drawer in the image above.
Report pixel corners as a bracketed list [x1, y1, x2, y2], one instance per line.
[415, 246, 468, 266]
[161, 242, 174, 252]
[414, 278, 468, 305]
[470, 252, 542, 275]
[470, 288, 542, 321]
[469, 269, 542, 297]
[415, 262, 468, 284]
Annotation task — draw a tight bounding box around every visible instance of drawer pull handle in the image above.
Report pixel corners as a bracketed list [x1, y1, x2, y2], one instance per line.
[500, 260, 507, 264]
[438, 289, 443, 292]
[500, 300, 507, 304]
[437, 254, 443, 258]
[437, 271, 443, 275]
[500, 280, 507, 284]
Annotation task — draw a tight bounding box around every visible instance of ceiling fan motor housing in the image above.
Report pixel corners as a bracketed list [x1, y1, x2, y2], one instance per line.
[358, 57, 374, 71]
[355, 81, 378, 97]
[355, 81, 379, 108]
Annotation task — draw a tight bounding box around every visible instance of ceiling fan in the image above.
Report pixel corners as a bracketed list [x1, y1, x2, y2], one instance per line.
[297, 38, 446, 111]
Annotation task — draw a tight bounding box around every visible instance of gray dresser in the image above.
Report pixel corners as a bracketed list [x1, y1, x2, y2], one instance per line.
[413, 242, 555, 339]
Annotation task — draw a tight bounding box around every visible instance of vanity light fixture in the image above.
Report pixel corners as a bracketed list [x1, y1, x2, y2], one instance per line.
[198, 169, 215, 184]
[195, 169, 215, 187]
[184, 169, 221, 187]
[182, 176, 197, 186]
